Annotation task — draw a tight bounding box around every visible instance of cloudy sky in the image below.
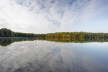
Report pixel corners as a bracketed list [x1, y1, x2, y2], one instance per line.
[0, 0, 108, 33]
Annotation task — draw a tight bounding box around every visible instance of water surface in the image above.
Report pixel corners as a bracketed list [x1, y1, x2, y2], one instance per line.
[0, 40, 108, 72]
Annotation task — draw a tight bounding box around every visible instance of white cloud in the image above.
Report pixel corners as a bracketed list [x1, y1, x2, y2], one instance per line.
[0, 0, 107, 33]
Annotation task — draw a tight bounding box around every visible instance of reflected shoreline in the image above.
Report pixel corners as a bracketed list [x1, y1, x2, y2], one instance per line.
[0, 37, 108, 46]
[0, 37, 38, 46]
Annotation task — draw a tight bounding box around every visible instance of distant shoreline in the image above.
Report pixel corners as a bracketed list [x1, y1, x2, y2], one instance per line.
[0, 28, 108, 42]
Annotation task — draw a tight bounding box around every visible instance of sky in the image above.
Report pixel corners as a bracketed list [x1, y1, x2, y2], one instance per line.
[0, 0, 108, 33]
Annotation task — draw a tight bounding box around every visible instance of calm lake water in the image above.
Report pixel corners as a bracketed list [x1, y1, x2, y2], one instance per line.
[0, 40, 108, 72]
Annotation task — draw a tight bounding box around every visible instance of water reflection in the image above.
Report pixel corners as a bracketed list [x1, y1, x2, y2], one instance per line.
[0, 37, 108, 46]
[0, 40, 108, 72]
[0, 37, 37, 46]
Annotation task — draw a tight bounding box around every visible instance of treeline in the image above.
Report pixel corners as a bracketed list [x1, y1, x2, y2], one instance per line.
[0, 28, 37, 37]
[45, 32, 108, 42]
[1, 28, 108, 42]
[0, 28, 46, 40]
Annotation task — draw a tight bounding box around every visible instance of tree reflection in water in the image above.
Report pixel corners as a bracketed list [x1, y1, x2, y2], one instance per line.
[0, 37, 37, 46]
[0, 37, 108, 46]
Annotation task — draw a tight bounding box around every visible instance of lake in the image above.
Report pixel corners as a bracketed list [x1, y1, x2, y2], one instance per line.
[0, 39, 108, 72]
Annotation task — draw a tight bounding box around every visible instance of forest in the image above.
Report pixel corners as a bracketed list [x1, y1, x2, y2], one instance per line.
[0, 28, 42, 38]
[46, 32, 108, 42]
[0, 28, 108, 42]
